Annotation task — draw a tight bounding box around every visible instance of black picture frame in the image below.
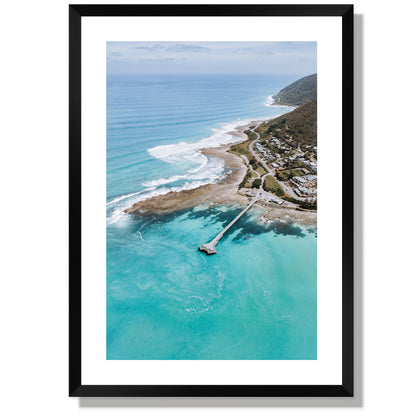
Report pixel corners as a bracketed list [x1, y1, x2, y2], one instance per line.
[69, 4, 353, 397]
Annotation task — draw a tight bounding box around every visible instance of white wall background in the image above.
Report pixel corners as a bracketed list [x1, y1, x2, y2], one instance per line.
[0, 0, 415, 415]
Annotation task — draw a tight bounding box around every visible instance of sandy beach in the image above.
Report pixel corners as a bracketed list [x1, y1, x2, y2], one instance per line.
[125, 123, 317, 226]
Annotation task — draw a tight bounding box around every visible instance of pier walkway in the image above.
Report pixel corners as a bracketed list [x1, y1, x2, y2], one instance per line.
[199, 195, 259, 254]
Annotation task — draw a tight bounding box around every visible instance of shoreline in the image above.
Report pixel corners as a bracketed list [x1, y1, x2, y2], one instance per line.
[124, 118, 317, 226]
[264, 95, 297, 110]
[125, 142, 249, 215]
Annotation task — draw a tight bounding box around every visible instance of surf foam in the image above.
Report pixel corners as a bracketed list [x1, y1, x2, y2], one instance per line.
[264, 95, 276, 106]
[106, 179, 220, 225]
[147, 119, 255, 164]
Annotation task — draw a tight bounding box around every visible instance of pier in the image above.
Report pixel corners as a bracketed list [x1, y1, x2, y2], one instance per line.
[199, 195, 259, 254]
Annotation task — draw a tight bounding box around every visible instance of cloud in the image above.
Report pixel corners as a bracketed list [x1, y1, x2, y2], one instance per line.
[144, 57, 177, 64]
[166, 44, 210, 53]
[132, 43, 210, 53]
[134, 44, 165, 52]
[107, 41, 316, 75]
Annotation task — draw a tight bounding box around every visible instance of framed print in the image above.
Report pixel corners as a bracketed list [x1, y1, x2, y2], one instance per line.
[69, 4, 353, 397]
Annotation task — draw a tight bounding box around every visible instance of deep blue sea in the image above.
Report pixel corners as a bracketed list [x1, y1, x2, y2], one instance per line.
[107, 73, 317, 360]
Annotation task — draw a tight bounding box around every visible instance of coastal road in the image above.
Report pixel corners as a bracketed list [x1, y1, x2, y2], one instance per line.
[248, 128, 270, 172]
[247, 127, 300, 199]
[260, 173, 297, 208]
[239, 136, 297, 208]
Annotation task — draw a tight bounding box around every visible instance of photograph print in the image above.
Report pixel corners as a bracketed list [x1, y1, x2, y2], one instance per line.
[106, 41, 318, 361]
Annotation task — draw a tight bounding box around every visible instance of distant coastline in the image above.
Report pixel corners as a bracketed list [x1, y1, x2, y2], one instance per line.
[264, 94, 297, 109]
[271, 73, 317, 106]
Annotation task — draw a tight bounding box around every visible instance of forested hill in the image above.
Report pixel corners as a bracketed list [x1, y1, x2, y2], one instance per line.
[257, 99, 317, 148]
[272, 74, 317, 106]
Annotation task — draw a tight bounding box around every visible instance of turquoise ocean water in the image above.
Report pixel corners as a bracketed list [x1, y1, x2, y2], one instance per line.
[107, 74, 317, 360]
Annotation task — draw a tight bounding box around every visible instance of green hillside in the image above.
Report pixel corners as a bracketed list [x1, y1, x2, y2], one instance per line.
[257, 99, 317, 148]
[272, 74, 317, 106]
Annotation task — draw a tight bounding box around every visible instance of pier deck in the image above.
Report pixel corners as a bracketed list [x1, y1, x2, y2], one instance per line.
[199, 195, 259, 254]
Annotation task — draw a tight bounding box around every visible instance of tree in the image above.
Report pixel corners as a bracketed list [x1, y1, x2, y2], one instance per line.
[252, 179, 261, 189]
[250, 160, 258, 170]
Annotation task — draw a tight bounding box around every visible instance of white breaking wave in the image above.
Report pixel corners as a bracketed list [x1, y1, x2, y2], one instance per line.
[188, 155, 208, 173]
[264, 95, 298, 111]
[106, 179, 219, 225]
[147, 119, 256, 165]
[106, 188, 156, 206]
[142, 156, 224, 188]
[264, 95, 275, 106]
[142, 173, 190, 188]
[107, 154, 226, 225]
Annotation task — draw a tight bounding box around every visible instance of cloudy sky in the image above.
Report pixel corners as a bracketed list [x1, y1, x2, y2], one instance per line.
[107, 42, 316, 75]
